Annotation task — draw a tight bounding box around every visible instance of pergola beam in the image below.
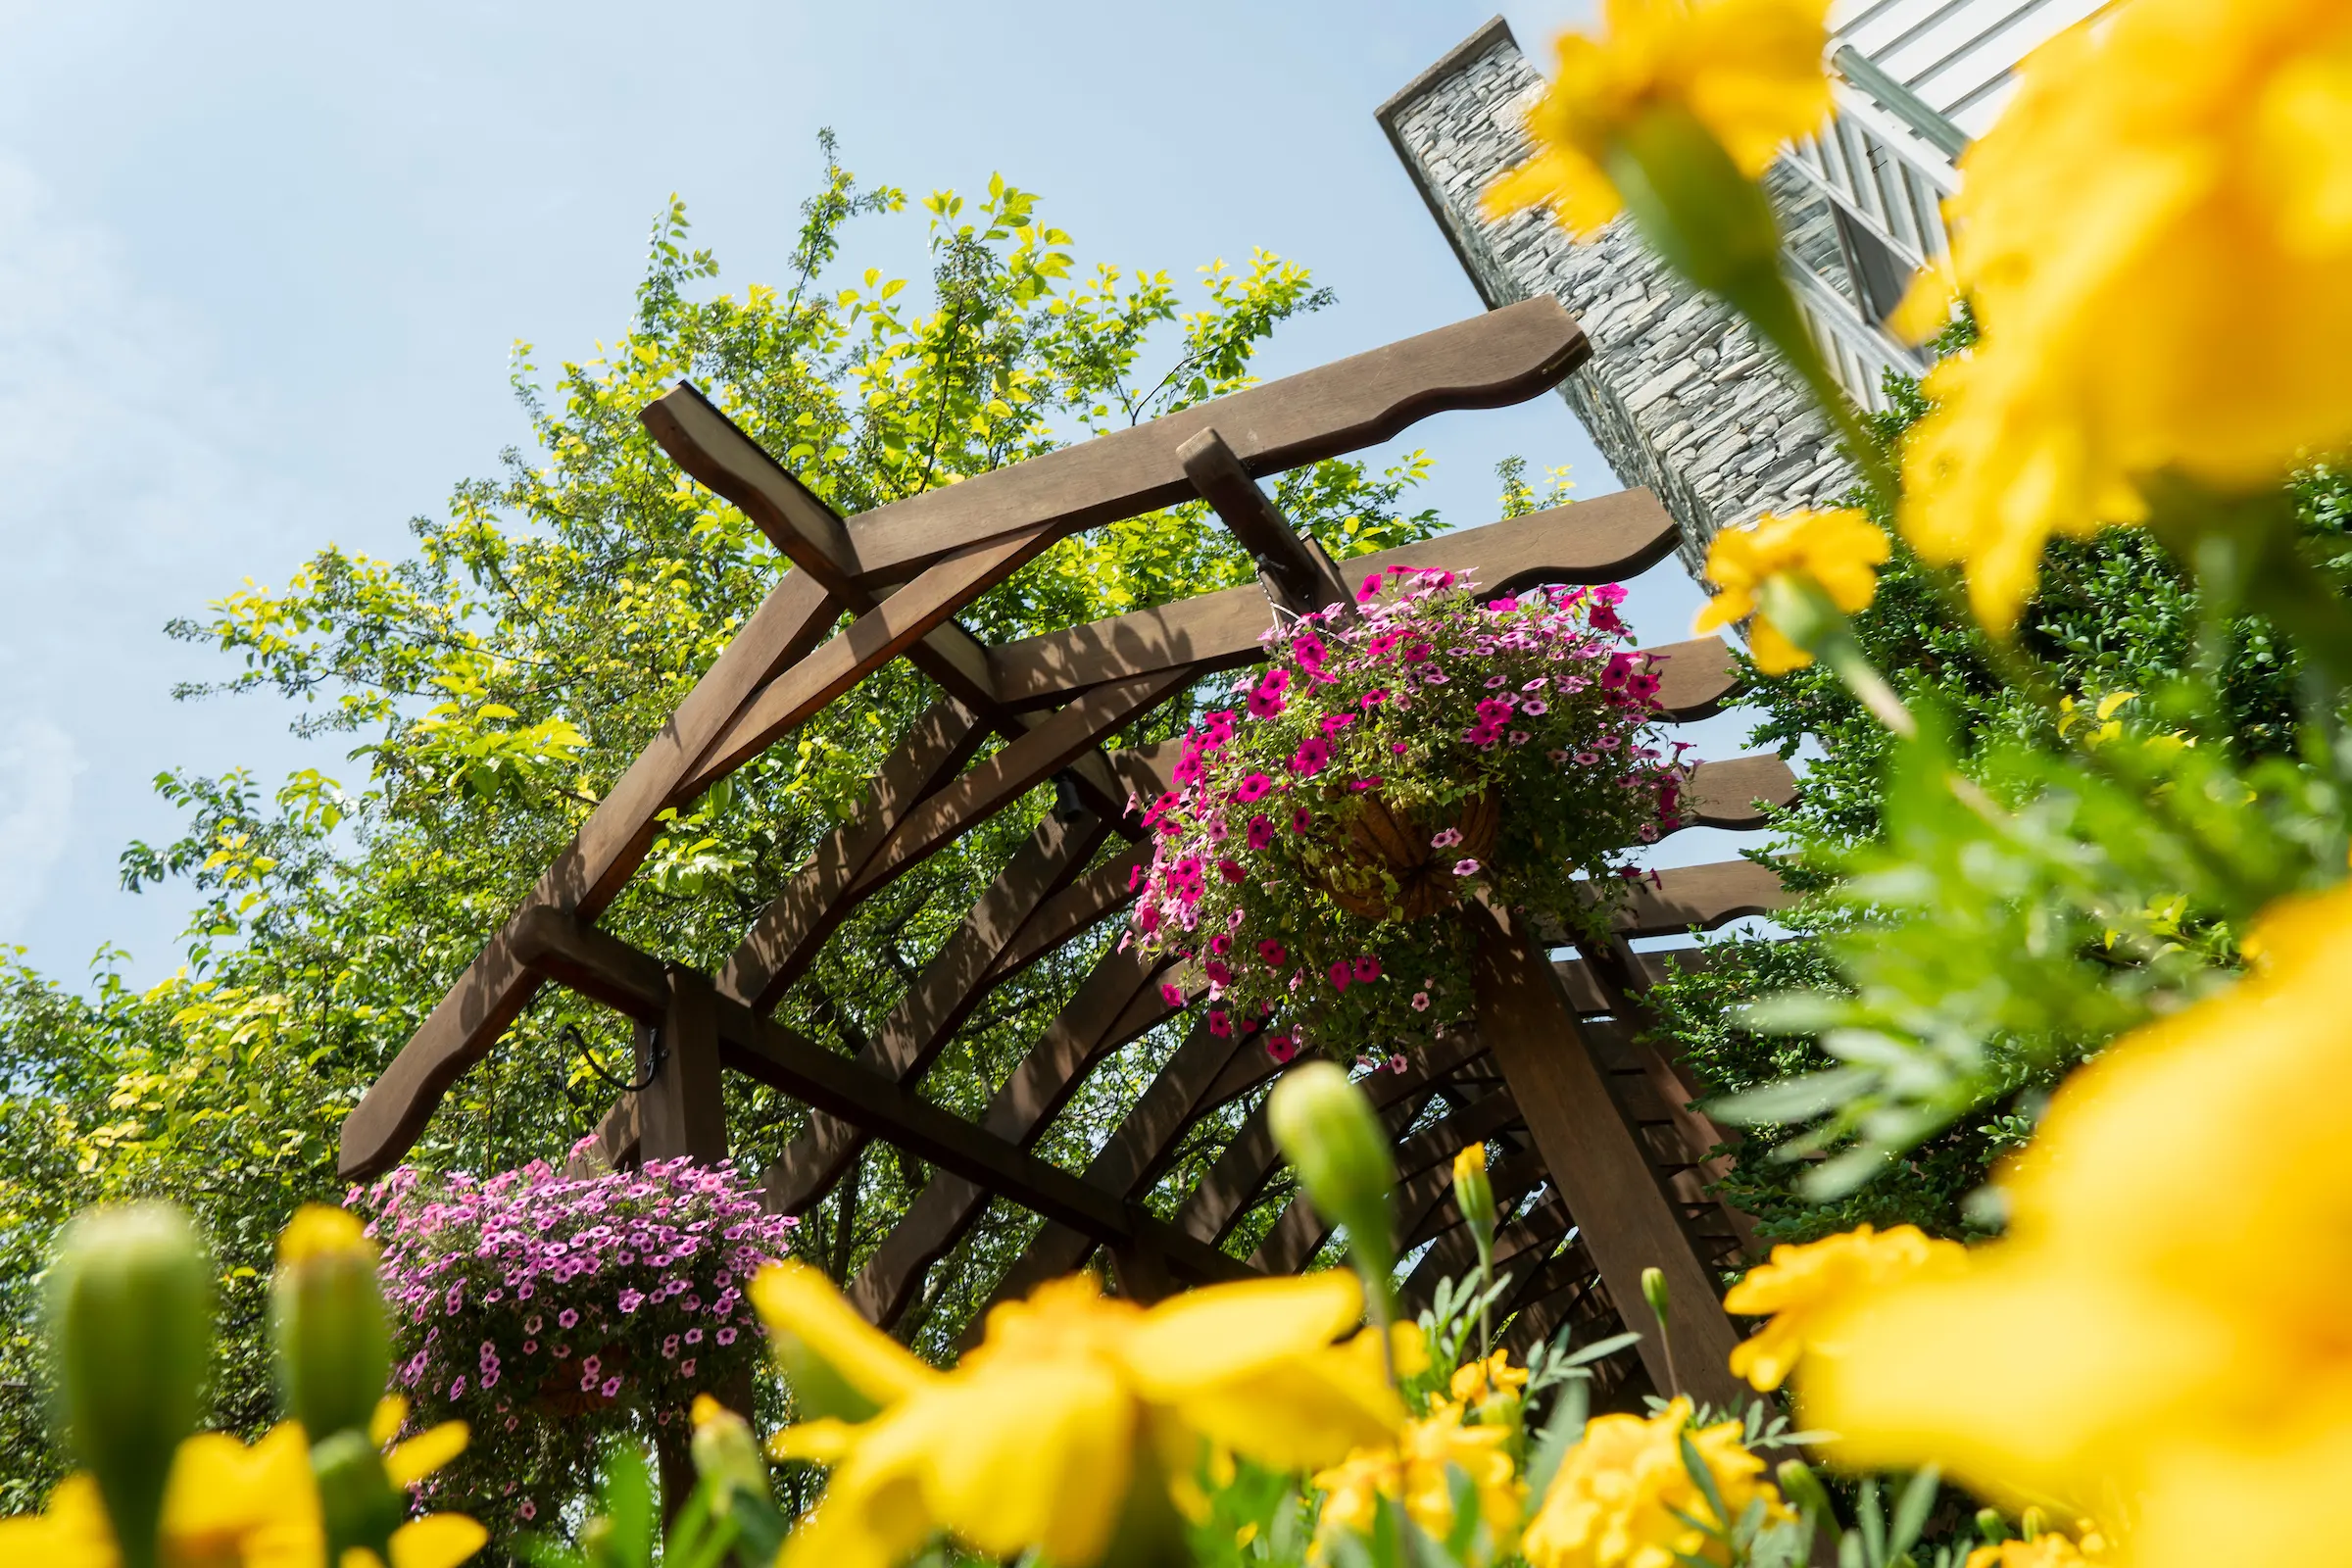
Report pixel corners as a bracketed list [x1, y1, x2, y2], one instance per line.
[508, 907, 1250, 1283]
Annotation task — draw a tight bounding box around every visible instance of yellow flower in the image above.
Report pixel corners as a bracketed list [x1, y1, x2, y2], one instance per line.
[1800, 883, 2352, 1568]
[1485, 0, 1833, 237]
[1692, 510, 1889, 673]
[1966, 1527, 2109, 1568]
[1522, 1397, 1790, 1568]
[1448, 1350, 1530, 1407]
[1722, 1224, 1967, 1392]
[1897, 0, 2352, 631]
[1312, 1400, 1524, 1555]
[0, 1424, 319, 1567]
[277, 1203, 373, 1266]
[0, 1410, 483, 1568]
[757, 1265, 1401, 1568]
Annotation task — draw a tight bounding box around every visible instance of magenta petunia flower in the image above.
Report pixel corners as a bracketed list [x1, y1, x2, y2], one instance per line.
[1328, 960, 1351, 991]
[1288, 737, 1332, 776]
[1352, 956, 1381, 983]
[1209, 1008, 1233, 1038]
[1291, 807, 1313, 834]
[1236, 771, 1275, 803]
[1217, 858, 1247, 883]
[1247, 814, 1276, 850]
[1258, 939, 1289, 968]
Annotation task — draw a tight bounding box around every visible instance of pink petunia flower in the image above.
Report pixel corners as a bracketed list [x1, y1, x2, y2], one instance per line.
[1453, 858, 1481, 876]
[1411, 991, 1431, 1011]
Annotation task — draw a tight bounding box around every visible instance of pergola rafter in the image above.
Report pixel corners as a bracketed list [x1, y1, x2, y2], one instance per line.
[343, 298, 1796, 1413]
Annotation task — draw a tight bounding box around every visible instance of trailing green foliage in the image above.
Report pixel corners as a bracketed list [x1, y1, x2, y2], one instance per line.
[1645, 338, 2352, 1241]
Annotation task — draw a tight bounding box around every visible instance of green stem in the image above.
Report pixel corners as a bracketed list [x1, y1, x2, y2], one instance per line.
[1474, 1235, 1494, 1364]
[1756, 574, 1918, 740]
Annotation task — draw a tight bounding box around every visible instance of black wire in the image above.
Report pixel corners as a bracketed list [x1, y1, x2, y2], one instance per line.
[564, 1021, 666, 1094]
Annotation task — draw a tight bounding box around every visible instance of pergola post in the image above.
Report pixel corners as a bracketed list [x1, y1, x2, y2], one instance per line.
[1463, 898, 1749, 1414]
[639, 965, 729, 1164]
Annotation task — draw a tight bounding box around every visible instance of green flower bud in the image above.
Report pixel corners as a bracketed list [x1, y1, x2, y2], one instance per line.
[1268, 1062, 1397, 1280]
[308, 1426, 405, 1562]
[1777, 1458, 1836, 1526]
[690, 1396, 769, 1511]
[1976, 1507, 2012, 1544]
[44, 1202, 214, 1568]
[1451, 1144, 1497, 1244]
[270, 1204, 391, 1443]
[1641, 1266, 1671, 1331]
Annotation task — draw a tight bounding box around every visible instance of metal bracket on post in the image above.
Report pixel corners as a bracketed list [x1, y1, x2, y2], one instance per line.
[638, 963, 729, 1164]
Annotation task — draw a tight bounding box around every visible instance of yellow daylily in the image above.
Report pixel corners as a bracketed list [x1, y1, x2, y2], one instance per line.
[1896, 0, 2352, 630]
[1722, 1224, 1967, 1392]
[1311, 1399, 1523, 1555]
[1693, 510, 1890, 672]
[1485, 0, 1833, 237]
[1800, 883, 2352, 1568]
[1521, 1397, 1789, 1568]
[755, 1263, 1401, 1568]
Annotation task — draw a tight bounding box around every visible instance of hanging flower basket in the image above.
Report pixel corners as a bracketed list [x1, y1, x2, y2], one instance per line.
[1316, 789, 1498, 920]
[1129, 565, 1690, 1065]
[355, 1150, 796, 1536]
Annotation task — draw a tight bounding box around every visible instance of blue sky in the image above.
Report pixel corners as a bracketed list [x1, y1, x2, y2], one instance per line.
[0, 0, 1753, 987]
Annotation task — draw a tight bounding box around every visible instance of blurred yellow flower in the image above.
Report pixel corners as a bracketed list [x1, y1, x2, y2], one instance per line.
[1723, 1224, 1967, 1392]
[1898, 0, 2352, 630]
[1693, 510, 1889, 672]
[1521, 1397, 1789, 1568]
[277, 1203, 375, 1266]
[1485, 0, 1832, 237]
[1966, 1526, 2109, 1568]
[1448, 1349, 1530, 1407]
[0, 1411, 489, 1568]
[1800, 882, 2352, 1568]
[1312, 1399, 1523, 1554]
[757, 1266, 1401, 1568]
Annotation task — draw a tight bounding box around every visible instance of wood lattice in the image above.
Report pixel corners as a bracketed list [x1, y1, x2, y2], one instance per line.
[339, 298, 1794, 1412]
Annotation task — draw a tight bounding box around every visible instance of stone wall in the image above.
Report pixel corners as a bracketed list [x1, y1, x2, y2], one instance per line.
[1376, 20, 1858, 575]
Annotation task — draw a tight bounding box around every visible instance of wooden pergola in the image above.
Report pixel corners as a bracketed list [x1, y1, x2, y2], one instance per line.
[339, 298, 1793, 1413]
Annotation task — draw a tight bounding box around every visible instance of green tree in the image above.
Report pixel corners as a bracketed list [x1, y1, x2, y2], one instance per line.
[0, 135, 1446, 1517]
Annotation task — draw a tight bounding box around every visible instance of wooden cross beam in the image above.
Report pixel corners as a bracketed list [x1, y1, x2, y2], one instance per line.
[507, 905, 1250, 1284]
